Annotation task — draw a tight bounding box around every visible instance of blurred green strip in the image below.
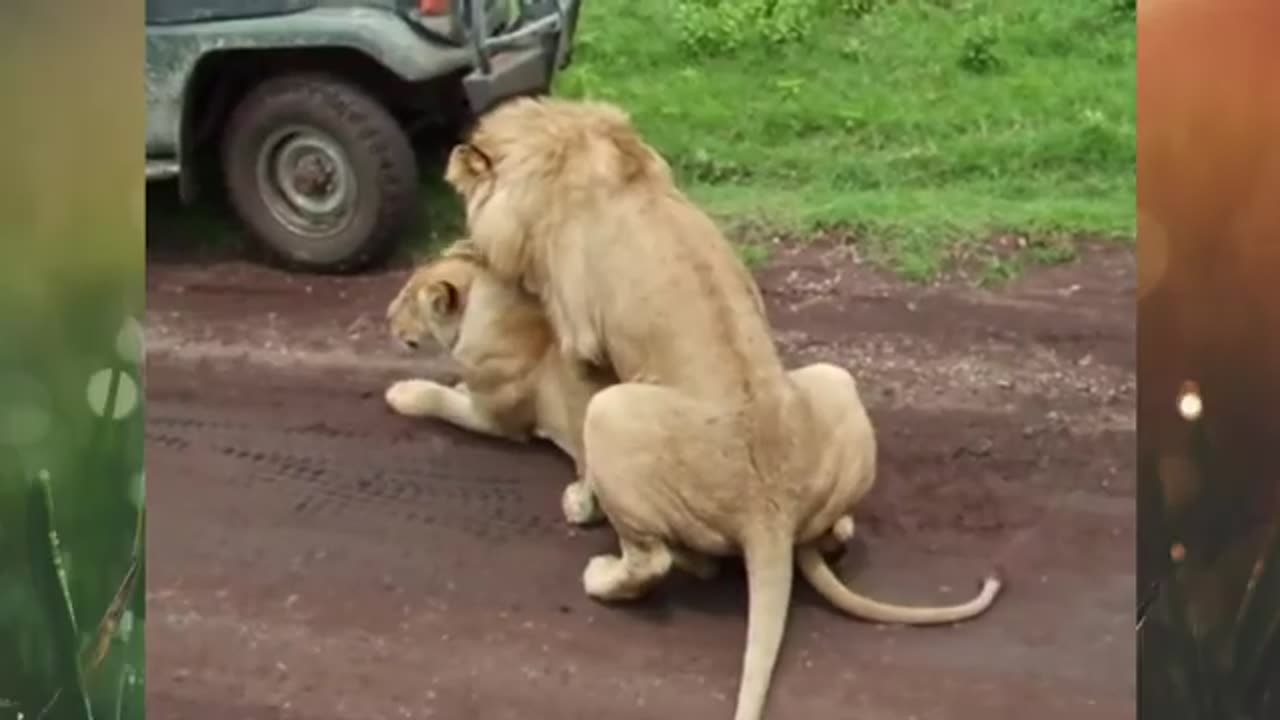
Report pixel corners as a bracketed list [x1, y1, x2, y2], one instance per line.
[84, 507, 144, 675]
[87, 367, 125, 456]
[1, 1, 144, 718]
[26, 472, 92, 720]
[113, 665, 135, 720]
[133, 497, 147, 623]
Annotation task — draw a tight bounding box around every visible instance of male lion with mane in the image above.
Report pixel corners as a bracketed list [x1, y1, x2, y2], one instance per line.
[446, 97, 1002, 720]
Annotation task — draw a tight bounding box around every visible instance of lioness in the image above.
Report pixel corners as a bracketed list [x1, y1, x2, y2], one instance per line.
[446, 97, 1001, 720]
[384, 239, 610, 524]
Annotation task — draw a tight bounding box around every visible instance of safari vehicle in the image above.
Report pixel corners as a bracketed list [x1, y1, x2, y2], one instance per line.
[145, 0, 582, 272]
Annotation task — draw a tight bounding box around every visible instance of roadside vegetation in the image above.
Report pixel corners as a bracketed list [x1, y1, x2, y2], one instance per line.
[553, 0, 1136, 279]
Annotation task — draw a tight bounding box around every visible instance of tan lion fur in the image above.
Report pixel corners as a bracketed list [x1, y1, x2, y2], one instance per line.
[384, 238, 613, 524]
[446, 97, 1002, 720]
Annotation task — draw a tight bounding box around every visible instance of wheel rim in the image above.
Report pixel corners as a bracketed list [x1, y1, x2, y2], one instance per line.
[255, 125, 358, 239]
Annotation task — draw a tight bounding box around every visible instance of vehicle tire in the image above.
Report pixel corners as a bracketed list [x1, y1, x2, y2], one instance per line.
[221, 73, 418, 273]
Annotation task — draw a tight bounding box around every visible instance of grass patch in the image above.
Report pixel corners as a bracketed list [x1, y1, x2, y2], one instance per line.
[555, 0, 1135, 278]
[411, 167, 466, 259]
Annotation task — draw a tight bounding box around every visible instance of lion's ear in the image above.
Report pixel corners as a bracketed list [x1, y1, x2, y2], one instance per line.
[450, 142, 493, 178]
[423, 281, 460, 315]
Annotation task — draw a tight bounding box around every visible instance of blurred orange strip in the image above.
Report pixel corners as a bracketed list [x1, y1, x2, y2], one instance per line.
[1139, 0, 1280, 509]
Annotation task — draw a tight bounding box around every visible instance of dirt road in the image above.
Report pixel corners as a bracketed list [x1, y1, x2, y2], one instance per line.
[146, 240, 1135, 720]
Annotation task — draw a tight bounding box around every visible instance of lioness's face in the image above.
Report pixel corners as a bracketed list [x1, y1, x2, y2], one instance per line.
[386, 258, 475, 352]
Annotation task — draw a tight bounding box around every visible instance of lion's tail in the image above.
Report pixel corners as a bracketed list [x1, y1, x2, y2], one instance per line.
[797, 546, 1002, 625]
[733, 526, 794, 720]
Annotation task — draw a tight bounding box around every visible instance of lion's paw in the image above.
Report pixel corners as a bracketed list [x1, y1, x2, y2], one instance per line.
[831, 515, 856, 543]
[385, 380, 441, 416]
[561, 481, 604, 526]
[582, 555, 624, 599]
[816, 515, 856, 559]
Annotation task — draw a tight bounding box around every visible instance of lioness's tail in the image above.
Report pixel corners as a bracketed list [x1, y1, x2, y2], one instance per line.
[797, 546, 1001, 625]
[733, 528, 794, 720]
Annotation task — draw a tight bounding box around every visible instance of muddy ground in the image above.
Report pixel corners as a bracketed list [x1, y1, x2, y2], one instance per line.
[146, 238, 1135, 720]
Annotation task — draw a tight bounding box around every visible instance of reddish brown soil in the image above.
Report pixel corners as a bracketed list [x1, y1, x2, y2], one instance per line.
[146, 240, 1135, 720]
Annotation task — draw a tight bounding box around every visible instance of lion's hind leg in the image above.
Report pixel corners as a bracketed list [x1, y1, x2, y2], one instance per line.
[583, 538, 674, 601]
[786, 362, 870, 562]
[579, 382, 741, 601]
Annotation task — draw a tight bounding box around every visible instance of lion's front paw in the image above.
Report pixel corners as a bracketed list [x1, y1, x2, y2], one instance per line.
[582, 554, 625, 599]
[385, 380, 442, 417]
[561, 481, 604, 526]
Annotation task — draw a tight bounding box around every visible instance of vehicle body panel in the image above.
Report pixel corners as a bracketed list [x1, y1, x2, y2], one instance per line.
[146, 0, 319, 25]
[145, 6, 474, 158]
